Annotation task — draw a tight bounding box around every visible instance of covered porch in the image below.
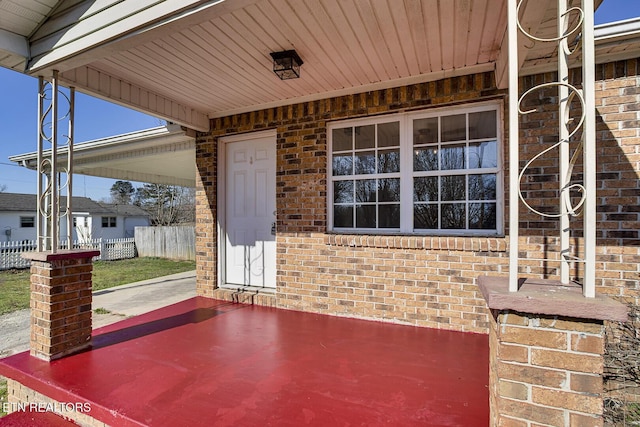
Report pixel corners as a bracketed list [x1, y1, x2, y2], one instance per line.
[0, 297, 489, 426]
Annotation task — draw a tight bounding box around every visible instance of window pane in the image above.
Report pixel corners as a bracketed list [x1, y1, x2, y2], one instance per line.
[469, 174, 497, 200]
[414, 118, 438, 145]
[379, 204, 400, 228]
[379, 149, 400, 173]
[334, 181, 354, 203]
[414, 177, 438, 202]
[441, 175, 466, 201]
[378, 178, 400, 202]
[441, 203, 466, 229]
[469, 140, 497, 169]
[441, 114, 466, 142]
[356, 179, 376, 202]
[469, 203, 497, 229]
[355, 151, 376, 175]
[333, 128, 353, 151]
[355, 151, 376, 174]
[333, 155, 353, 176]
[414, 147, 438, 171]
[441, 144, 465, 170]
[414, 204, 438, 229]
[378, 122, 400, 147]
[356, 205, 376, 228]
[469, 111, 497, 139]
[355, 125, 375, 149]
[334, 206, 354, 228]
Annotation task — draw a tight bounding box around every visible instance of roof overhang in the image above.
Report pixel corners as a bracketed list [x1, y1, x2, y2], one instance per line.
[4, 0, 590, 132]
[9, 124, 196, 187]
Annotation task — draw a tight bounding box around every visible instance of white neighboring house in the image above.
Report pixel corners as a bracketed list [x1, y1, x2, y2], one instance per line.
[0, 193, 150, 243]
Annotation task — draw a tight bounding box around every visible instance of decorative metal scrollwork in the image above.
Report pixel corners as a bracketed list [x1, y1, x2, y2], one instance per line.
[37, 71, 74, 252]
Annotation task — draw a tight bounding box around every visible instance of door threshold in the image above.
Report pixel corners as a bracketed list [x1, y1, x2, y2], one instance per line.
[220, 284, 276, 295]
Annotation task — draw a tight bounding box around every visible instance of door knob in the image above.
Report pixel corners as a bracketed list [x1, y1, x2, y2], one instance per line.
[271, 222, 276, 236]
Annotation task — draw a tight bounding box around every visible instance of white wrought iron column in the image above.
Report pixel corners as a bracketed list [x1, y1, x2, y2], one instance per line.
[36, 70, 75, 253]
[508, 0, 520, 292]
[559, 0, 570, 285]
[582, 0, 596, 298]
[511, 0, 597, 298]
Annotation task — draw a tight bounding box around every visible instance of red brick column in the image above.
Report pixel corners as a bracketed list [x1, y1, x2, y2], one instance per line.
[480, 276, 628, 426]
[24, 250, 100, 361]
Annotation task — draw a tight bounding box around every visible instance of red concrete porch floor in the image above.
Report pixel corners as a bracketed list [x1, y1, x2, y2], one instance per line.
[0, 297, 489, 426]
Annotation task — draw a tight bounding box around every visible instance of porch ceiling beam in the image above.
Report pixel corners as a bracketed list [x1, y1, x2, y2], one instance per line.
[495, 0, 555, 89]
[0, 28, 29, 71]
[60, 66, 210, 132]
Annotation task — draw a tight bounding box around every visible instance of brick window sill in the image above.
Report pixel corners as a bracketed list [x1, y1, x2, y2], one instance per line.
[326, 233, 507, 252]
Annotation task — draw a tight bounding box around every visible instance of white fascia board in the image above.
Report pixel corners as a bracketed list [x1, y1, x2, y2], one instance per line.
[60, 67, 209, 131]
[594, 17, 640, 41]
[0, 29, 29, 71]
[9, 124, 194, 167]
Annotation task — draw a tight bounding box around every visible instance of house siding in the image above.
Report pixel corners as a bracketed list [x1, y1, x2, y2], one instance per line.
[195, 59, 639, 334]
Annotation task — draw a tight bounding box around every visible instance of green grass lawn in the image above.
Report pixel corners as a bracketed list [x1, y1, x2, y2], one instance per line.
[0, 257, 195, 316]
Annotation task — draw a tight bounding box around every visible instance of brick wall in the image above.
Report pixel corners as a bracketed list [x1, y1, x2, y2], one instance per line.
[490, 311, 605, 427]
[26, 251, 98, 361]
[195, 59, 640, 333]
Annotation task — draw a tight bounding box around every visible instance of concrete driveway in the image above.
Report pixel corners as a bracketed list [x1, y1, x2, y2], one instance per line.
[0, 271, 196, 357]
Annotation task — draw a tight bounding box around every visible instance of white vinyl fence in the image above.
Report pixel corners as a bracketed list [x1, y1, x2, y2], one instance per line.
[0, 238, 136, 270]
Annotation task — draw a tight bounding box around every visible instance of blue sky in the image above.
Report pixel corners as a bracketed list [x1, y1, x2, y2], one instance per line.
[0, 0, 638, 201]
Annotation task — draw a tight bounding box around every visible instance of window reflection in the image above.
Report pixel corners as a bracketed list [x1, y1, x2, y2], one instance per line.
[355, 151, 376, 174]
[440, 144, 465, 170]
[414, 118, 438, 144]
[441, 175, 466, 201]
[414, 204, 438, 229]
[414, 147, 438, 171]
[441, 203, 466, 229]
[333, 128, 353, 151]
[334, 205, 353, 227]
[469, 140, 497, 169]
[333, 155, 353, 176]
[378, 122, 400, 147]
[379, 149, 400, 173]
[379, 205, 400, 228]
[469, 111, 497, 139]
[356, 179, 377, 203]
[355, 125, 375, 149]
[334, 181, 354, 203]
[378, 178, 400, 202]
[356, 205, 376, 228]
[441, 114, 466, 142]
[414, 177, 438, 202]
[469, 203, 497, 229]
[469, 174, 497, 201]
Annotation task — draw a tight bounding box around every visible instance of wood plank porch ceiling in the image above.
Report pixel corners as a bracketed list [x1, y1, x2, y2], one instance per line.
[56, 0, 513, 127]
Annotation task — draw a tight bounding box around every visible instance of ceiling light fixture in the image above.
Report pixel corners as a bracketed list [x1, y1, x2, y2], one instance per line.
[270, 50, 303, 80]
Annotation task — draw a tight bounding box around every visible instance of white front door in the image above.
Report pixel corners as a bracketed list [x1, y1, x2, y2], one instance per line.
[223, 133, 276, 288]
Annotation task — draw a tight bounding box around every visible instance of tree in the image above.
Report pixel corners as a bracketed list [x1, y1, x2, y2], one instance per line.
[110, 181, 135, 204]
[0, 184, 7, 192]
[134, 184, 194, 225]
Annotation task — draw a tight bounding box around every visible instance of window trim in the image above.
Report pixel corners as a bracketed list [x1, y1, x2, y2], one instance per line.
[327, 101, 504, 236]
[101, 216, 117, 228]
[20, 216, 35, 228]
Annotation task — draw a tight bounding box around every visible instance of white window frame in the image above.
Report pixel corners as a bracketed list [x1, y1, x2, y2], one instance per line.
[20, 216, 35, 228]
[101, 216, 117, 228]
[327, 101, 504, 236]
